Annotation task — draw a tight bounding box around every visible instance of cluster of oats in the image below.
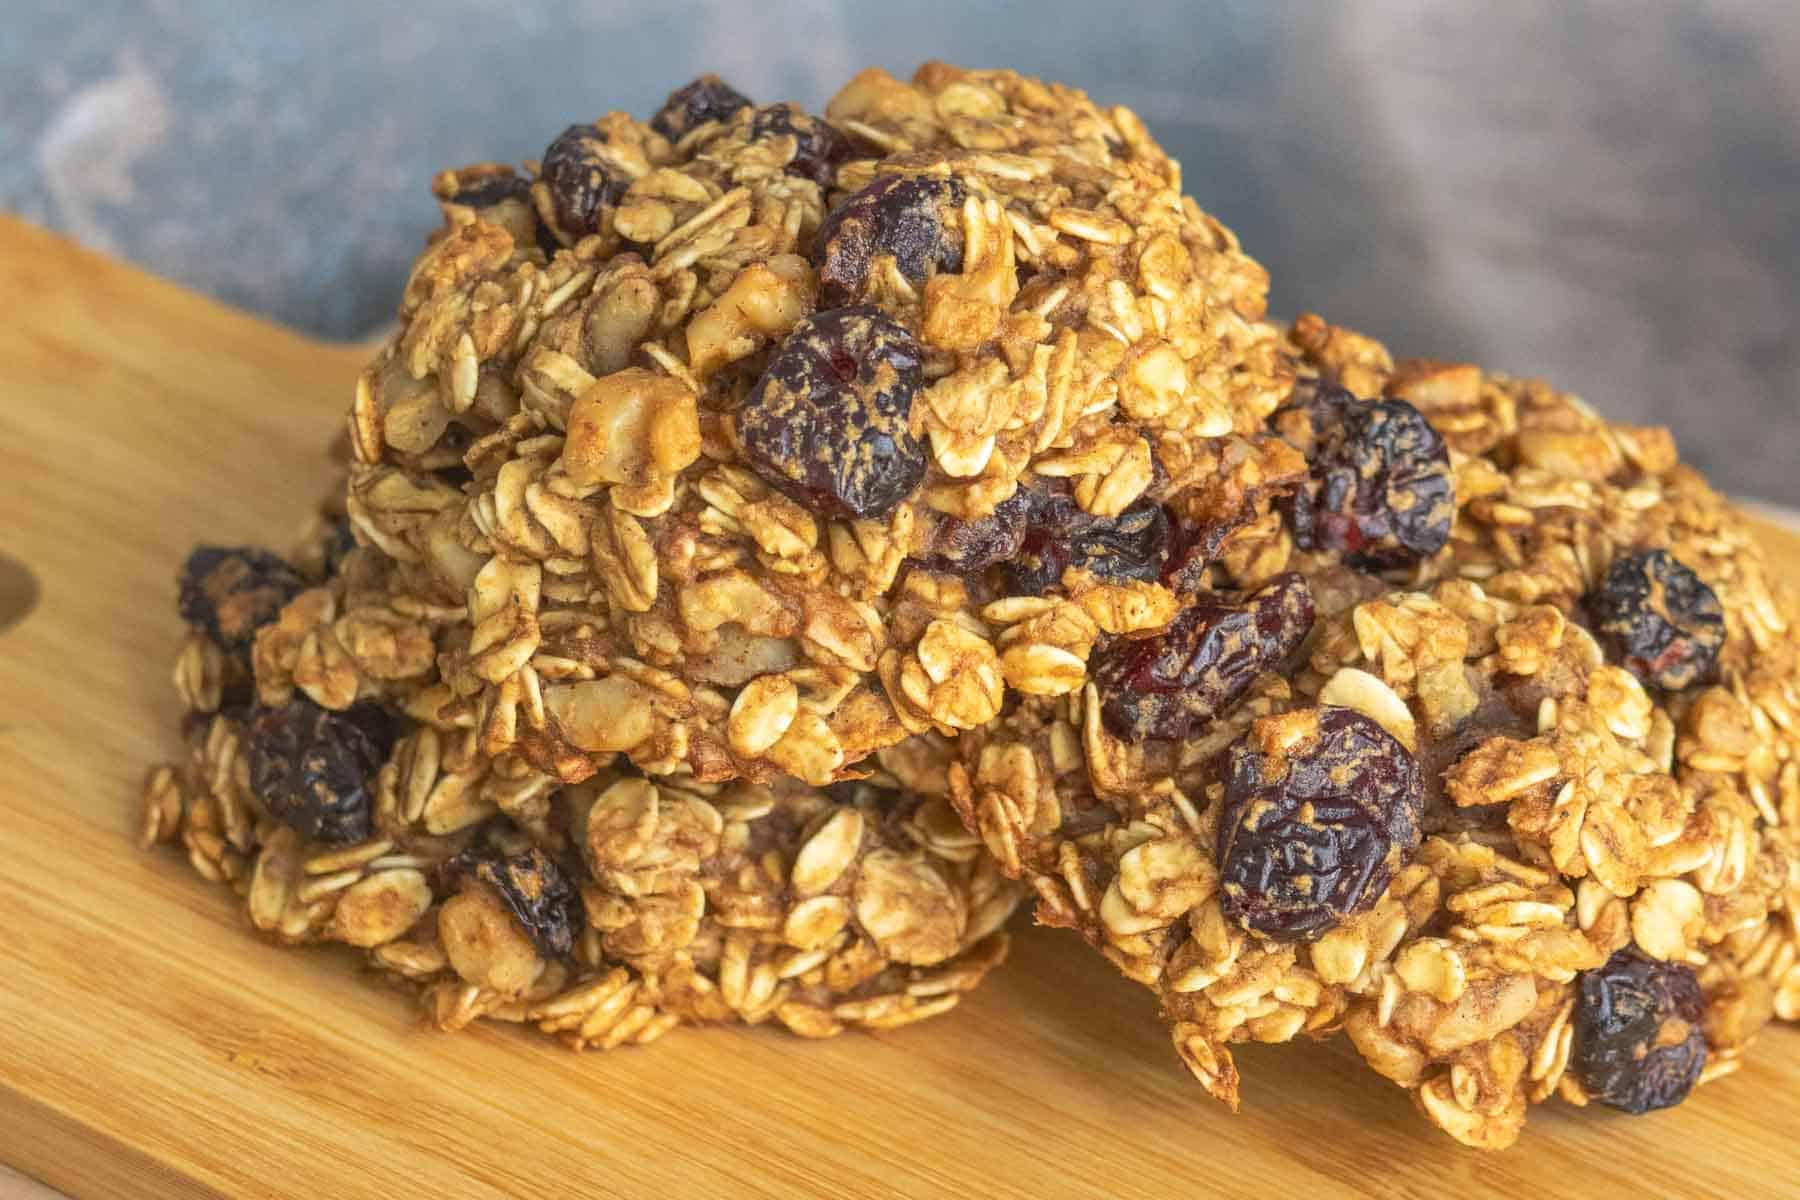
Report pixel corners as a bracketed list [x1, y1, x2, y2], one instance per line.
[951, 312, 1800, 1147]
[147, 478, 1016, 1049]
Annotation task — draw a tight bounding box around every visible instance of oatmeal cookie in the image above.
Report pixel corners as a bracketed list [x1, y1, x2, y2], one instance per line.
[144, 505, 1019, 1050]
[343, 61, 1288, 787]
[948, 314, 1800, 1147]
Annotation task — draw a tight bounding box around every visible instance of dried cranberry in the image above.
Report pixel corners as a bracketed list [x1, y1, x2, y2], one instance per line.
[178, 546, 307, 656]
[813, 174, 966, 306]
[1094, 573, 1315, 741]
[749, 104, 854, 188]
[650, 74, 752, 141]
[1571, 950, 1707, 1114]
[1217, 706, 1424, 941]
[997, 493, 1171, 595]
[1285, 384, 1453, 569]
[916, 488, 1032, 574]
[1590, 549, 1724, 691]
[538, 124, 632, 243]
[247, 700, 395, 845]
[738, 305, 926, 520]
[447, 846, 581, 959]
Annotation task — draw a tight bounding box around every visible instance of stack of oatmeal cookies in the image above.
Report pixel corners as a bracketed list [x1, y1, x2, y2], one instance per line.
[142, 62, 1800, 1148]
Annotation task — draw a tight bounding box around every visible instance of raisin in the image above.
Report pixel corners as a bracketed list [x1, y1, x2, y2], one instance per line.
[813, 174, 966, 307]
[1284, 384, 1453, 569]
[738, 305, 926, 520]
[178, 546, 307, 656]
[915, 488, 1032, 575]
[650, 74, 752, 141]
[749, 103, 854, 188]
[446, 846, 581, 959]
[1162, 510, 1253, 593]
[1093, 573, 1315, 741]
[438, 168, 532, 210]
[996, 492, 1171, 596]
[1590, 549, 1724, 691]
[246, 700, 395, 846]
[1217, 706, 1424, 941]
[1160, 444, 1311, 592]
[1570, 950, 1707, 1114]
[538, 124, 631, 243]
[534, 220, 565, 261]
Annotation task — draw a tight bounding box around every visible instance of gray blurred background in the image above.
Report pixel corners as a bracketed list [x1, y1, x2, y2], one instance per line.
[5, 0, 1797, 502]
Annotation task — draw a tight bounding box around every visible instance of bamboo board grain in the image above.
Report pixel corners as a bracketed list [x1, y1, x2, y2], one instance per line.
[3, 213, 1800, 1200]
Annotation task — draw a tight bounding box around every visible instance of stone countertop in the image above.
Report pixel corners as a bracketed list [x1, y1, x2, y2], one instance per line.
[4, 0, 1797, 503]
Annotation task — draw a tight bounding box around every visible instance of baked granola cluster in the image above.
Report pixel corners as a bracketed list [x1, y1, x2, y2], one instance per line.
[949, 313, 1800, 1147]
[138, 60, 1800, 1148]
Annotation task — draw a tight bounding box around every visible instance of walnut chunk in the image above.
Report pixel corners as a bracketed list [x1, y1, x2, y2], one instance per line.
[562, 368, 702, 489]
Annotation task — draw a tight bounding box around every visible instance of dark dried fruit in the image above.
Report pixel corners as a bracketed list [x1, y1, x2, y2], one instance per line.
[1163, 510, 1254, 593]
[1218, 706, 1424, 941]
[1571, 950, 1707, 1114]
[246, 700, 395, 846]
[178, 546, 307, 653]
[749, 103, 854, 188]
[1161, 437, 1311, 592]
[1590, 549, 1724, 691]
[437, 167, 532, 211]
[447, 846, 581, 959]
[916, 488, 1032, 574]
[997, 493, 1172, 596]
[738, 305, 925, 520]
[650, 74, 752, 141]
[538, 124, 631, 242]
[1285, 384, 1453, 569]
[813, 174, 966, 306]
[534, 220, 565, 261]
[1093, 573, 1315, 741]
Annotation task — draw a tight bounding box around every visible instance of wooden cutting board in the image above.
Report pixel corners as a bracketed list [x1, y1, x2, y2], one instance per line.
[3, 212, 1799, 1200]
